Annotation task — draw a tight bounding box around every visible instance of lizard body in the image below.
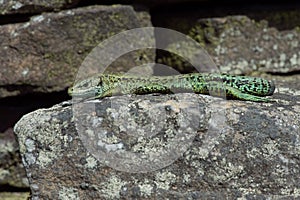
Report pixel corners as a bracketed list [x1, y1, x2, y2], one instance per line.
[68, 73, 275, 102]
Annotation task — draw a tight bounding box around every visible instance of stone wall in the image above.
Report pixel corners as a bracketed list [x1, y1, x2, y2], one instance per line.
[1, 0, 300, 199]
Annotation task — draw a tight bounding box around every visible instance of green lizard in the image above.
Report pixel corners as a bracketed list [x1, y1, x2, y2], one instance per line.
[68, 73, 275, 102]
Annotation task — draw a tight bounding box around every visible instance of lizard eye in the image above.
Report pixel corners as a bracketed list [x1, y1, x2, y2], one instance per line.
[81, 81, 89, 88]
[80, 80, 90, 88]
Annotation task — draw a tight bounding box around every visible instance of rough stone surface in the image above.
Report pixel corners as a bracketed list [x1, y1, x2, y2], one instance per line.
[0, 192, 30, 199]
[159, 15, 300, 75]
[0, 128, 28, 189]
[14, 82, 300, 199]
[0, 0, 80, 15]
[0, 5, 154, 98]
[207, 16, 300, 74]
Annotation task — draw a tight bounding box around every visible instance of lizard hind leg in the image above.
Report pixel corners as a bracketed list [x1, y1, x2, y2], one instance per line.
[226, 86, 271, 102]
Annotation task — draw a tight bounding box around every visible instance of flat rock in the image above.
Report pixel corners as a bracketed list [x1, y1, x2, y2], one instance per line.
[0, 128, 28, 188]
[159, 15, 300, 75]
[0, 0, 79, 15]
[206, 16, 300, 74]
[0, 5, 154, 98]
[14, 88, 300, 199]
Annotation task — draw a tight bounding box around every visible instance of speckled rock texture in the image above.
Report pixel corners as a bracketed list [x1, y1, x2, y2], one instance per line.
[0, 0, 80, 14]
[14, 87, 300, 199]
[0, 5, 154, 98]
[0, 128, 28, 188]
[160, 15, 300, 75]
[205, 16, 300, 74]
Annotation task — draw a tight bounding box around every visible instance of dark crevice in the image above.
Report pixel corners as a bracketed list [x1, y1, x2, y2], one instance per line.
[77, 0, 134, 7]
[1, 0, 299, 28]
[150, 0, 300, 12]
[0, 90, 70, 132]
[0, 184, 29, 192]
[0, 84, 70, 97]
[1, 84, 40, 94]
[76, 0, 149, 13]
[0, 13, 33, 25]
[267, 70, 300, 76]
[150, 0, 300, 31]
[0, 89, 69, 106]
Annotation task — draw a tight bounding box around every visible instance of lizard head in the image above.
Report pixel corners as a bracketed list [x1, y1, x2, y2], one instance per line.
[68, 76, 103, 100]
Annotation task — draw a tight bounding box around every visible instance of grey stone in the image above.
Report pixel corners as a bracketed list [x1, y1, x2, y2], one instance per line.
[159, 15, 300, 75]
[0, 5, 154, 98]
[0, 0, 80, 15]
[0, 128, 28, 189]
[14, 86, 300, 199]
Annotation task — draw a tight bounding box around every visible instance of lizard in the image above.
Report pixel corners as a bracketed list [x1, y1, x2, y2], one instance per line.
[68, 73, 275, 102]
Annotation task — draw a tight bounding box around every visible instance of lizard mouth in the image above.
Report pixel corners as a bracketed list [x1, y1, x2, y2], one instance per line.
[69, 88, 97, 99]
[68, 87, 74, 96]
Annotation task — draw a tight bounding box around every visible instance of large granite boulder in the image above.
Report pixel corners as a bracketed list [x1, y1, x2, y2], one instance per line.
[14, 84, 300, 199]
